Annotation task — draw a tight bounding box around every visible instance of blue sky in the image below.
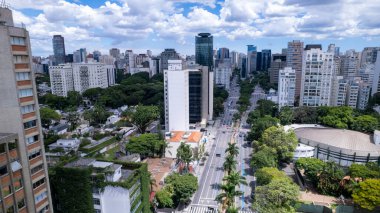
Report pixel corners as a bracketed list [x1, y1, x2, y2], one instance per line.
[9, 0, 380, 57]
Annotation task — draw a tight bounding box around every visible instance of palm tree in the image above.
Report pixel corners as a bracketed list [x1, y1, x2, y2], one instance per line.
[225, 143, 239, 157]
[215, 183, 243, 209]
[223, 171, 247, 187]
[223, 154, 237, 175]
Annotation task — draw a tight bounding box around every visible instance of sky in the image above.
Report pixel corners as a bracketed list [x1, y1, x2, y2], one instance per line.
[8, 0, 380, 57]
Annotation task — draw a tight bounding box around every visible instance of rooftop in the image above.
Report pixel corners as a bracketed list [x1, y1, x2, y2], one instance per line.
[167, 131, 203, 143]
[294, 127, 380, 152]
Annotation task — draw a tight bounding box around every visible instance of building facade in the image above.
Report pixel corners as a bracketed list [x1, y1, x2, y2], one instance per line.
[269, 54, 286, 84]
[246, 45, 257, 75]
[214, 60, 232, 90]
[159, 49, 180, 73]
[0, 6, 53, 212]
[72, 63, 109, 93]
[287, 40, 304, 99]
[195, 33, 213, 70]
[278, 67, 296, 108]
[73, 48, 87, 63]
[341, 50, 360, 78]
[49, 64, 74, 97]
[52, 35, 65, 66]
[300, 46, 334, 106]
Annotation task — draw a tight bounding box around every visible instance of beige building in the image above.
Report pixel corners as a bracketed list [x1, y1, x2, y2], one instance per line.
[0, 5, 52, 213]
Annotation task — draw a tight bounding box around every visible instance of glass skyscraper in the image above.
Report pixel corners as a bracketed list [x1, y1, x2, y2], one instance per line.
[195, 33, 213, 70]
[52, 35, 66, 65]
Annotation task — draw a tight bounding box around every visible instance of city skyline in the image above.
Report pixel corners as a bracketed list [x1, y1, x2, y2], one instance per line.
[9, 0, 380, 56]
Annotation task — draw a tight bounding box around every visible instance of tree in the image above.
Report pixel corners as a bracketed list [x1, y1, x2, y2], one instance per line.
[155, 189, 173, 208]
[215, 183, 243, 208]
[223, 154, 237, 175]
[83, 105, 110, 126]
[247, 115, 279, 141]
[251, 147, 277, 170]
[349, 163, 380, 179]
[177, 142, 193, 174]
[319, 106, 354, 129]
[255, 167, 289, 186]
[223, 171, 247, 187]
[255, 99, 277, 117]
[66, 109, 80, 131]
[317, 161, 345, 196]
[295, 158, 326, 185]
[124, 105, 159, 133]
[82, 87, 103, 102]
[293, 106, 318, 124]
[279, 106, 294, 125]
[225, 143, 239, 157]
[255, 126, 298, 163]
[125, 133, 166, 158]
[253, 178, 299, 213]
[352, 179, 380, 211]
[66, 91, 82, 108]
[40, 107, 61, 128]
[165, 173, 198, 206]
[351, 115, 378, 133]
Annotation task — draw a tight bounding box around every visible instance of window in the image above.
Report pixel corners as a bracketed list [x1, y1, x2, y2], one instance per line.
[95, 210, 101, 213]
[35, 191, 47, 203]
[26, 135, 39, 145]
[38, 205, 49, 213]
[31, 164, 43, 174]
[16, 72, 31, 81]
[17, 199, 25, 209]
[3, 185, 12, 197]
[13, 55, 28, 63]
[0, 144, 5, 153]
[23, 120, 36, 129]
[14, 179, 23, 191]
[21, 104, 35, 114]
[93, 198, 100, 205]
[18, 89, 33, 98]
[11, 37, 25, 45]
[8, 143, 17, 151]
[32, 178, 45, 189]
[0, 165, 8, 176]
[6, 205, 14, 213]
[28, 149, 41, 160]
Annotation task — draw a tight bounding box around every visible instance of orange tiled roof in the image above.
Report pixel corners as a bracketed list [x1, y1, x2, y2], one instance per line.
[188, 132, 202, 143]
[168, 131, 202, 143]
[168, 131, 185, 142]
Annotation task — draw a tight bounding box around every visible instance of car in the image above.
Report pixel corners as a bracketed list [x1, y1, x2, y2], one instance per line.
[222, 131, 226, 133]
[216, 153, 221, 157]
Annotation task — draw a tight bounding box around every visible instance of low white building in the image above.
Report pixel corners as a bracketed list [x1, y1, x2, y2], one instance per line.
[106, 115, 121, 125]
[165, 131, 205, 158]
[293, 143, 315, 160]
[48, 138, 80, 152]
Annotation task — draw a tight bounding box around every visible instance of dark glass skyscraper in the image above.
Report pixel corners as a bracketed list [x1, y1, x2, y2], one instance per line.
[52, 35, 66, 65]
[261, 49, 272, 71]
[195, 33, 213, 70]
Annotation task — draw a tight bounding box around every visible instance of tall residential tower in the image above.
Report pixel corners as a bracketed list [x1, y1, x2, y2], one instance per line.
[52, 35, 65, 65]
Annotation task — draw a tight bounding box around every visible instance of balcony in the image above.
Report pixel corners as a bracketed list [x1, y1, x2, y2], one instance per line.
[17, 80, 32, 87]
[28, 141, 41, 151]
[11, 45, 28, 54]
[19, 96, 34, 103]
[9, 149, 18, 159]
[15, 63, 29, 70]
[29, 155, 43, 166]
[33, 183, 47, 198]
[22, 112, 36, 120]
[35, 197, 48, 210]
[31, 170, 45, 182]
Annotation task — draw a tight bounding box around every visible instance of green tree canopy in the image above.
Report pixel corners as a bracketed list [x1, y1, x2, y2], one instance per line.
[295, 158, 326, 185]
[319, 106, 354, 129]
[247, 115, 279, 141]
[40, 107, 61, 128]
[66, 91, 82, 108]
[225, 143, 239, 157]
[165, 173, 198, 205]
[251, 147, 277, 170]
[255, 126, 298, 162]
[352, 179, 380, 211]
[279, 106, 294, 125]
[317, 161, 345, 196]
[223, 171, 247, 187]
[253, 178, 299, 213]
[155, 189, 174, 208]
[351, 115, 379, 133]
[349, 163, 380, 179]
[223, 154, 237, 175]
[124, 105, 159, 133]
[176, 142, 193, 174]
[255, 167, 290, 186]
[293, 106, 318, 124]
[125, 133, 166, 158]
[83, 104, 111, 126]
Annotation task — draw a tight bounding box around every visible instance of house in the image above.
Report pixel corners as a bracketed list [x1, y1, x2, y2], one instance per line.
[106, 115, 121, 125]
[48, 138, 80, 152]
[50, 123, 69, 135]
[165, 131, 206, 158]
[75, 124, 94, 135]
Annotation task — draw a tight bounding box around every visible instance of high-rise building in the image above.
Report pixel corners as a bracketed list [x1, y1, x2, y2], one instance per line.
[217, 48, 229, 60]
[269, 54, 286, 84]
[358, 63, 375, 86]
[52, 35, 65, 65]
[99, 55, 115, 65]
[371, 52, 380, 96]
[260, 49, 271, 72]
[215, 60, 232, 90]
[72, 63, 109, 93]
[195, 33, 213, 70]
[49, 64, 74, 97]
[247, 45, 257, 75]
[230, 51, 239, 69]
[358, 82, 371, 110]
[0, 5, 52, 212]
[164, 60, 213, 131]
[360, 47, 380, 67]
[330, 76, 347, 106]
[73, 48, 87, 63]
[278, 67, 296, 108]
[300, 46, 334, 106]
[159, 49, 180, 73]
[93, 50, 101, 62]
[238, 53, 247, 79]
[109, 48, 120, 59]
[287, 40, 304, 99]
[346, 78, 360, 108]
[341, 50, 360, 78]
[256, 51, 262, 71]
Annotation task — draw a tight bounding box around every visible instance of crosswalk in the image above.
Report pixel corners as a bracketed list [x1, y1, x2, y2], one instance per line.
[186, 206, 254, 213]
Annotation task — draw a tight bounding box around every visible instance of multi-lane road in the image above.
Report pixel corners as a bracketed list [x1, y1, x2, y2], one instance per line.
[188, 78, 266, 213]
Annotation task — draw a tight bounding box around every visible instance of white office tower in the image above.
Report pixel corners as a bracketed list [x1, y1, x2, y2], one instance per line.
[164, 60, 189, 131]
[371, 52, 380, 96]
[73, 63, 109, 93]
[278, 67, 296, 108]
[358, 82, 371, 110]
[341, 50, 360, 78]
[331, 76, 347, 106]
[358, 63, 375, 86]
[300, 47, 334, 106]
[215, 60, 232, 90]
[231, 51, 239, 68]
[346, 78, 360, 108]
[49, 64, 74, 97]
[105, 65, 116, 86]
[360, 47, 380, 67]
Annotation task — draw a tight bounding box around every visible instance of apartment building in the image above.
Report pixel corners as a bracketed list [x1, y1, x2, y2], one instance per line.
[0, 5, 52, 212]
[278, 67, 296, 108]
[49, 64, 73, 97]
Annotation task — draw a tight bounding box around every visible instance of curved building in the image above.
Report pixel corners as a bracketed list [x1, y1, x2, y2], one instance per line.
[292, 126, 380, 166]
